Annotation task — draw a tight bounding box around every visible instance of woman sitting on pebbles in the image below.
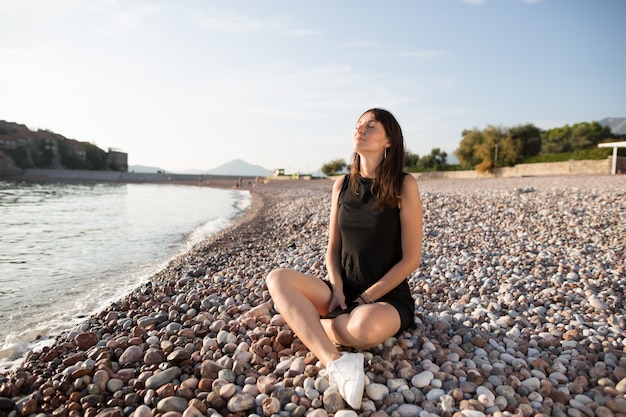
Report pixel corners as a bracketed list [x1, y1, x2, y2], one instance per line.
[266, 108, 423, 409]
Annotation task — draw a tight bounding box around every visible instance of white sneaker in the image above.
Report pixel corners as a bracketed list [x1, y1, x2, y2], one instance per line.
[326, 352, 365, 409]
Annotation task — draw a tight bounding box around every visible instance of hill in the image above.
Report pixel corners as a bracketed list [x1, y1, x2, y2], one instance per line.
[144, 159, 272, 177]
[139, 160, 326, 177]
[204, 159, 271, 177]
[0, 120, 121, 171]
[600, 117, 626, 135]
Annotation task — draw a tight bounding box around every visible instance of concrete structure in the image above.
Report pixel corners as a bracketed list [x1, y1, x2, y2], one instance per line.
[598, 141, 626, 175]
[414, 156, 624, 180]
[7, 169, 250, 184]
[108, 148, 128, 172]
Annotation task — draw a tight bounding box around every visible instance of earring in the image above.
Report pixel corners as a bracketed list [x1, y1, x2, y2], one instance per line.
[384, 148, 387, 160]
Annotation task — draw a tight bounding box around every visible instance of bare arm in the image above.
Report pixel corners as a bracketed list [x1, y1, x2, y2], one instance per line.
[360, 174, 423, 302]
[325, 175, 347, 310]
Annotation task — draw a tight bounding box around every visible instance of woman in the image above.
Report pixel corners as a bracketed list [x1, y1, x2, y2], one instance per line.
[266, 108, 423, 409]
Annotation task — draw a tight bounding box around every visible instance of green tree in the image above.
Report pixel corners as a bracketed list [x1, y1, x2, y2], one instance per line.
[59, 141, 82, 169]
[32, 140, 55, 168]
[455, 128, 484, 168]
[456, 126, 515, 172]
[473, 126, 509, 172]
[321, 158, 347, 176]
[541, 122, 613, 154]
[510, 123, 542, 159]
[571, 123, 595, 150]
[9, 148, 32, 169]
[85, 143, 108, 170]
[456, 120, 618, 170]
[404, 150, 420, 168]
[541, 125, 571, 154]
[417, 148, 447, 170]
[570, 121, 613, 149]
[498, 134, 522, 167]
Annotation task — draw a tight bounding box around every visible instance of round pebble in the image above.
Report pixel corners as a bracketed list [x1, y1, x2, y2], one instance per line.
[0, 176, 624, 417]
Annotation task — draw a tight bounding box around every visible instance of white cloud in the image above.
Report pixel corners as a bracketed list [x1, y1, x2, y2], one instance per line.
[191, 12, 285, 34]
[95, 4, 167, 36]
[190, 11, 320, 37]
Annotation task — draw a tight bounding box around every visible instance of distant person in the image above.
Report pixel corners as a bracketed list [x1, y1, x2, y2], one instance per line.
[266, 108, 423, 408]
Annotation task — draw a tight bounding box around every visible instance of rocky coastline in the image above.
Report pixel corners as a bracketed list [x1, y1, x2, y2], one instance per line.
[0, 175, 625, 417]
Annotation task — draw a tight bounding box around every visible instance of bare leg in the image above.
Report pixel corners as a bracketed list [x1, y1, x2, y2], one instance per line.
[266, 268, 341, 367]
[322, 303, 401, 350]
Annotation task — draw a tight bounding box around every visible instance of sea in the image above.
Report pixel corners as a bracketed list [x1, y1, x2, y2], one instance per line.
[0, 180, 250, 373]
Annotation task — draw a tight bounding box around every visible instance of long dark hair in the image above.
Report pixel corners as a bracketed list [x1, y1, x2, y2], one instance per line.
[349, 108, 405, 210]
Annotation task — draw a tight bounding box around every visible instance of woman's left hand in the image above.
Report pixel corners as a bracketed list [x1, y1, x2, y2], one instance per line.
[327, 289, 346, 313]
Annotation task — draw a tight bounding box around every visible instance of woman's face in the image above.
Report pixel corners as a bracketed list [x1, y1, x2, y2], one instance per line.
[353, 111, 390, 154]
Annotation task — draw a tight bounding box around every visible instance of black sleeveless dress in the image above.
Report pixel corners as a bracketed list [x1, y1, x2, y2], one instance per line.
[336, 173, 415, 333]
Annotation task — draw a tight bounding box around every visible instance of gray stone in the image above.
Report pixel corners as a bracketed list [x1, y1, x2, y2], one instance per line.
[145, 366, 182, 389]
[157, 396, 188, 413]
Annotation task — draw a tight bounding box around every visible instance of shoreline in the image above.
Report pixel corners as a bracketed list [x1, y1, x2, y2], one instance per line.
[1, 175, 625, 417]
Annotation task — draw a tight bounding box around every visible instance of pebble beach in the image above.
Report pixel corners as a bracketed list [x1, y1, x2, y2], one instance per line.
[1, 174, 625, 417]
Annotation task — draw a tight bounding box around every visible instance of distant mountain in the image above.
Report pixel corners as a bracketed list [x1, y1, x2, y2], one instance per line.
[205, 159, 271, 177]
[130, 159, 271, 176]
[309, 169, 328, 178]
[600, 117, 626, 135]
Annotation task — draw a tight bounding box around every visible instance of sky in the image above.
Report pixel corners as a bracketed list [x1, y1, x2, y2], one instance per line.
[1, 0, 625, 174]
